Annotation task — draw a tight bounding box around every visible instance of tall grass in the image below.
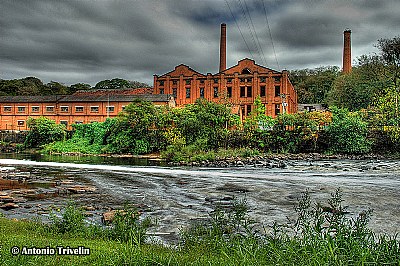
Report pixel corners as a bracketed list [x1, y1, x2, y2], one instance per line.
[1, 190, 399, 265]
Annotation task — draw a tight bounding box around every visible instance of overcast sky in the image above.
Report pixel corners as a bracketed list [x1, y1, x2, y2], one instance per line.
[0, 0, 399, 86]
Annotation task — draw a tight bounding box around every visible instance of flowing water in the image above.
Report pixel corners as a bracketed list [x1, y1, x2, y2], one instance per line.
[0, 154, 399, 243]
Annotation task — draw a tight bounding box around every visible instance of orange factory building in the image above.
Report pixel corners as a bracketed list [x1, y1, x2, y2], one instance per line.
[0, 90, 174, 130]
[153, 23, 297, 118]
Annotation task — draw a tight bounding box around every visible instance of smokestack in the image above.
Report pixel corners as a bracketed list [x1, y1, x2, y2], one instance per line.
[219, 23, 227, 72]
[342, 29, 352, 74]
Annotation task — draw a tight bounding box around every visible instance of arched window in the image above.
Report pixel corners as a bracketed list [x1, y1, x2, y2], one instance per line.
[241, 68, 251, 74]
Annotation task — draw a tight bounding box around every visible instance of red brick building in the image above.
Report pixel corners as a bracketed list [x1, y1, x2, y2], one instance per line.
[153, 23, 297, 118]
[0, 89, 174, 130]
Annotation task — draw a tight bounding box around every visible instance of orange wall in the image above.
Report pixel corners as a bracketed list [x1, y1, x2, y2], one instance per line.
[0, 101, 164, 130]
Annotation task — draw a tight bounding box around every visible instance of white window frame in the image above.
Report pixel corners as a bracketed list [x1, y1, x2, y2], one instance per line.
[90, 106, 99, 113]
[17, 106, 26, 113]
[60, 106, 69, 112]
[17, 120, 25, 126]
[75, 106, 84, 112]
[3, 106, 12, 112]
[106, 105, 115, 113]
[31, 106, 40, 112]
[46, 106, 55, 112]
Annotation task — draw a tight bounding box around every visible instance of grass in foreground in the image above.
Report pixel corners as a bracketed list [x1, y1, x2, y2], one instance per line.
[0, 190, 399, 265]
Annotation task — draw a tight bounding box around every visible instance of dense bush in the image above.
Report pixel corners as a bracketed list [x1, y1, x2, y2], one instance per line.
[24, 116, 66, 148]
[326, 107, 372, 154]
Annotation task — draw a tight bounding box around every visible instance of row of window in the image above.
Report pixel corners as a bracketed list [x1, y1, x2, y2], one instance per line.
[2, 105, 117, 113]
[161, 85, 281, 99]
[240, 103, 281, 116]
[12, 120, 85, 128]
[158, 76, 281, 86]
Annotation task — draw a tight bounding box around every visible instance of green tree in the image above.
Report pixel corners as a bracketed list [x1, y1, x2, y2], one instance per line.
[326, 107, 371, 154]
[173, 99, 239, 149]
[105, 99, 162, 154]
[94, 78, 131, 90]
[327, 55, 389, 111]
[289, 66, 340, 104]
[68, 83, 91, 94]
[24, 117, 66, 148]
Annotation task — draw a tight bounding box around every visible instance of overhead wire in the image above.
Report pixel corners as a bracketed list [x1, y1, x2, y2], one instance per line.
[225, 0, 255, 59]
[261, 0, 280, 70]
[236, 0, 264, 64]
[242, 0, 268, 65]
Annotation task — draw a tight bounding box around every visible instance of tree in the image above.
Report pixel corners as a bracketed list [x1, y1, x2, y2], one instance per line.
[68, 83, 91, 94]
[45, 81, 68, 95]
[24, 117, 66, 148]
[94, 78, 131, 90]
[377, 36, 400, 88]
[375, 36, 400, 121]
[326, 107, 371, 154]
[327, 55, 389, 111]
[289, 66, 340, 104]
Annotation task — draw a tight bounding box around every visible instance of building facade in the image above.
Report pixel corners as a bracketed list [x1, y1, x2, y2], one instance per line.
[0, 90, 174, 130]
[153, 58, 297, 118]
[153, 23, 297, 118]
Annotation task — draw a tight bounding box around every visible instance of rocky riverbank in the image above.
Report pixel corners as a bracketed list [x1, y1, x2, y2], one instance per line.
[169, 152, 388, 168]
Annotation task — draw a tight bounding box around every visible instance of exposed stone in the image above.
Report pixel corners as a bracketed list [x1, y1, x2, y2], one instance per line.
[0, 202, 19, 210]
[66, 185, 96, 194]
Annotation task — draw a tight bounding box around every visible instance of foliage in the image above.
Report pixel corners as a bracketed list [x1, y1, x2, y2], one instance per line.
[328, 57, 389, 111]
[289, 66, 340, 104]
[377, 36, 400, 88]
[24, 117, 66, 148]
[107, 204, 153, 245]
[172, 99, 239, 149]
[68, 83, 92, 93]
[326, 107, 372, 154]
[49, 201, 86, 234]
[104, 99, 162, 154]
[94, 78, 150, 90]
[180, 198, 258, 250]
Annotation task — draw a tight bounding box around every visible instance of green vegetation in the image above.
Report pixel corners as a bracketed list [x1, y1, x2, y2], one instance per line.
[24, 117, 66, 148]
[0, 190, 399, 265]
[0, 77, 149, 96]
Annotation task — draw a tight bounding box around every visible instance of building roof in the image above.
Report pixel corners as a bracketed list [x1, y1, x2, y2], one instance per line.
[0, 95, 65, 103]
[60, 94, 172, 102]
[220, 58, 281, 75]
[156, 64, 207, 78]
[73, 87, 154, 96]
[0, 94, 172, 103]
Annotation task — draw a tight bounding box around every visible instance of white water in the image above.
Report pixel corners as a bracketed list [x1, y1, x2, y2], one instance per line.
[1, 158, 399, 240]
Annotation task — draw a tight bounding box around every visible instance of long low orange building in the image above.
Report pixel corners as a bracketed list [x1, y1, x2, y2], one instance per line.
[0, 91, 174, 130]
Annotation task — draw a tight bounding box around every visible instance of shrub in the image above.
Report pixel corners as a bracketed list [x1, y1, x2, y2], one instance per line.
[24, 117, 66, 148]
[49, 201, 86, 234]
[107, 204, 152, 245]
[326, 107, 372, 154]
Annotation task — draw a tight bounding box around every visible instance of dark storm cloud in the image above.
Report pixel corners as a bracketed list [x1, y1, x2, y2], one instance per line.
[0, 0, 399, 85]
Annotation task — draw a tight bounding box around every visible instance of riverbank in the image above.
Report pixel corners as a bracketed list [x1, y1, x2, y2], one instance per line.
[1, 189, 399, 265]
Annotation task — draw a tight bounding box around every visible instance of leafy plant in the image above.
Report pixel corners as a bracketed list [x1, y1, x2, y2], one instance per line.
[107, 203, 152, 245]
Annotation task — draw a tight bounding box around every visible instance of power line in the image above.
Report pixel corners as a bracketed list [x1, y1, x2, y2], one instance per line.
[242, 0, 268, 65]
[236, 0, 264, 64]
[261, 0, 280, 70]
[225, 0, 255, 59]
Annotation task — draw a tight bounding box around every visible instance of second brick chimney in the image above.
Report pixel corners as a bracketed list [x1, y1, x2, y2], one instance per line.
[342, 29, 352, 74]
[219, 23, 227, 72]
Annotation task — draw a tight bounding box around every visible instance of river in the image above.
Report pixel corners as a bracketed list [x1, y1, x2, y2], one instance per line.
[0, 154, 399, 243]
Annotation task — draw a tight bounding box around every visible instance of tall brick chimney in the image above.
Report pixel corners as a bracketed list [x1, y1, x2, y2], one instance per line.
[219, 23, 227, 72]
[342, 29, 352, 74]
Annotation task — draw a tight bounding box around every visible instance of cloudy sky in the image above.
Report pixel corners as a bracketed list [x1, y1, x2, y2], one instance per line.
[0, 0, 399, 86]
